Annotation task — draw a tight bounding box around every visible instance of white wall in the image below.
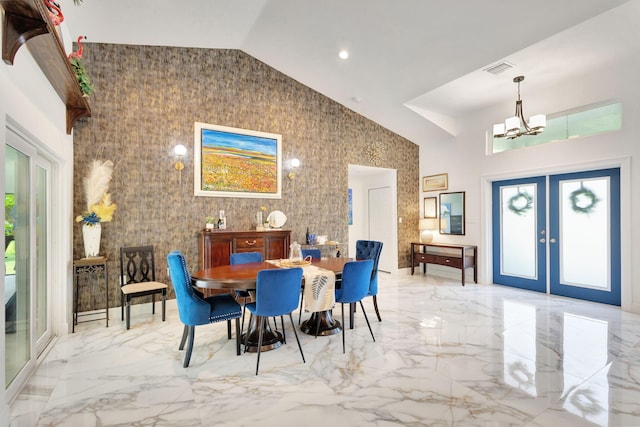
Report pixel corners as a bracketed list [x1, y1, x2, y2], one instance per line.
[419, 55, 640, 312]
[0, 24, 75, 418]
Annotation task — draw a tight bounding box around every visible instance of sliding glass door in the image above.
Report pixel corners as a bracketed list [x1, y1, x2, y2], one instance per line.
[5, 127, 52, 397]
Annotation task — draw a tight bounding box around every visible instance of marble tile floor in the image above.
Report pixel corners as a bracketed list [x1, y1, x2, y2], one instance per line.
[10, 271, 640, 426]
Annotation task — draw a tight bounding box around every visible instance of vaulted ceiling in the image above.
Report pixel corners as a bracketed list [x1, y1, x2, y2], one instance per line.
[63, 0, 637, 145]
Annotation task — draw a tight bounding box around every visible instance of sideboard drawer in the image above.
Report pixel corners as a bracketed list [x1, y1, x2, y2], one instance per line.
[236, 237, 264, 250]
[425, 254, 462, 269]
[414, 252, 429, 263]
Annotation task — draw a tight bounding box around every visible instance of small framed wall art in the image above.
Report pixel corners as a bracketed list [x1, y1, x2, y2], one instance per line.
[423, 197, 437, 218]
[422, 173, 448, 192]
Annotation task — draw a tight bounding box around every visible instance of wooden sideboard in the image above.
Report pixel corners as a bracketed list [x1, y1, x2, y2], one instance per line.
[411, 242, 477, 286]
[198, 229, 291, 269]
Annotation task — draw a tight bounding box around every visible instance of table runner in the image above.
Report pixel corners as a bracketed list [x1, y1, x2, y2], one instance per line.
[266, 260, 335, 312]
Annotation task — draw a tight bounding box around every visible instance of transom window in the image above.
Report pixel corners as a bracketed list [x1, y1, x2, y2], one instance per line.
[491, 102, 622, 154]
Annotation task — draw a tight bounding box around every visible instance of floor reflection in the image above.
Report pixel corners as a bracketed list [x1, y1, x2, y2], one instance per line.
[9, 272, 640, 427]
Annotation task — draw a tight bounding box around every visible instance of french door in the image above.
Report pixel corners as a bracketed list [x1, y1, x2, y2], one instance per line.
[493, 168, 621, 305]
[4, 127, 52, 398]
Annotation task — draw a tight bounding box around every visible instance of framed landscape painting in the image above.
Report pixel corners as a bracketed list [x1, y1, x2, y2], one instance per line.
[194, 122, 282, 198]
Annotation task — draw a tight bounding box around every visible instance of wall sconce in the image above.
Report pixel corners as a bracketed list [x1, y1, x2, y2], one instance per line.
[419, 218, 438, 243]
[174, 144, 187, 184]
[288, 158, 300, 179]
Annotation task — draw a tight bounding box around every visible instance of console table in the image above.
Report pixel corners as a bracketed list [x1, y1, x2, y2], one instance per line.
[73, 257, 109, 332]
[411, 242, 477, 285]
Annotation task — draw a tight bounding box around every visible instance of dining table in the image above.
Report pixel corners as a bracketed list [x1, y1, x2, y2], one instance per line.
[191, 257, 354, 352]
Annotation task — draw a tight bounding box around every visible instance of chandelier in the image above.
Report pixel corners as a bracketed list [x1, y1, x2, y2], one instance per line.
[493, 76, 546, 139]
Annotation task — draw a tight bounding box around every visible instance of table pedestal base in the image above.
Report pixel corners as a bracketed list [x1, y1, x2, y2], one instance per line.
[300, 310, 342, 336]
[242, 315, 283, 353]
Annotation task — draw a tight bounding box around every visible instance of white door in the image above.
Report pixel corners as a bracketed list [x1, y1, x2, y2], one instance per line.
[368, 186, 393, 272]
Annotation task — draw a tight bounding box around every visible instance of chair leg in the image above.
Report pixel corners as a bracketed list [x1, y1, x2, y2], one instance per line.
[256, 317, 265, 375]
[121, 292, 124, 321]
[244, 313, 253, 353]
[281, 316, 286, 344]
[152, 293, 156, 314]
[298, 289, 304, 325]
[359, 301, 375, 342]
[288, 313, 305, 363]
[179, 325, 189, 350]
[183, 325, 195, 368]
[349, 303, 355, 329]
[227, 319, 232, 339]
[126, 297, 131, 330]
[235, 318, 241, 356]
[162, 291, 166, 321]
[239, 297, 248, 348]
[373, 295, 381, 322]
[341, 303, 346, 353]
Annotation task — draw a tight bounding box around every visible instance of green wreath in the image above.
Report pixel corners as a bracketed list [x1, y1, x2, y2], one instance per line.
[569, 186, 599, 214]
[507, 191, 533, 216]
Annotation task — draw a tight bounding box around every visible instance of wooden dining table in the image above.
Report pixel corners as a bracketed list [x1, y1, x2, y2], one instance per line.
[191, 257, 354, 352]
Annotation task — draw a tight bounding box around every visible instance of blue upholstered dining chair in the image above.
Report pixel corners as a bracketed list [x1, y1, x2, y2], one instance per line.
[335, 259, 375, 353]
[167, 251, 242, 368]
[244, 267, 305, 375]
[298, 248, 322, 325]
[301, 248, 321, 259]
[355, 240, 383, 321]
[230, 251, 268, 345]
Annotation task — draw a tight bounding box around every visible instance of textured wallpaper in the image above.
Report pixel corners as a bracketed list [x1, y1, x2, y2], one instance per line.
[73, 44, 419, 311]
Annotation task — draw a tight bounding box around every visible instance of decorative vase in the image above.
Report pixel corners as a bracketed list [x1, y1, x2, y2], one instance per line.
[82, 223, 101, 258]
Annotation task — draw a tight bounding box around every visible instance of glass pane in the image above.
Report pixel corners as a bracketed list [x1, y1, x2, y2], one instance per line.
[5, 144, 31, 387]
[567, 103, 622, 138]
[559, 178, 609, 289]
[35, 165, 47, 340]
[500, 184, 537, 278]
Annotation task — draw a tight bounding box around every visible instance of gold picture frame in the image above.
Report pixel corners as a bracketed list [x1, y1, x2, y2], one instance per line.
[422, 173, 448, 192]
[194, 122, 282, 198]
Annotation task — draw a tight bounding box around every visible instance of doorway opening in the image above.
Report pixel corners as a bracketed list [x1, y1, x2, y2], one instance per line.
[347, 164, 397, 273]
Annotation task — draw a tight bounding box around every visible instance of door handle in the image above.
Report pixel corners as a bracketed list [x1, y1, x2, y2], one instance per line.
[539, 238, 546, 243]
[549, 238, 557, 244]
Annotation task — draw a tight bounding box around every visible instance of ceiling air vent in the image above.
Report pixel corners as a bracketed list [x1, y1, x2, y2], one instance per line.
[484, 62, 515, 75]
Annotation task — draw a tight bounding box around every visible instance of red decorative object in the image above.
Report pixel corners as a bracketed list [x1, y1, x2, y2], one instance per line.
[68, 36, 85, 60]
[44, 0, 64, 26]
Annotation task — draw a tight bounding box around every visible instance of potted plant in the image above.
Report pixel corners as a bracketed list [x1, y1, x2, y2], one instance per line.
[205, 216, 216, 230]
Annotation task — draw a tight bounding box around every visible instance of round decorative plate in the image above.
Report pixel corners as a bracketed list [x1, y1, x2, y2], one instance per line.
[268, 210, 287, 228]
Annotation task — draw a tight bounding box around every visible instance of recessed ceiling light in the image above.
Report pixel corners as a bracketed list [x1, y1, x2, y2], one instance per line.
[338, 50, 349, 60]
